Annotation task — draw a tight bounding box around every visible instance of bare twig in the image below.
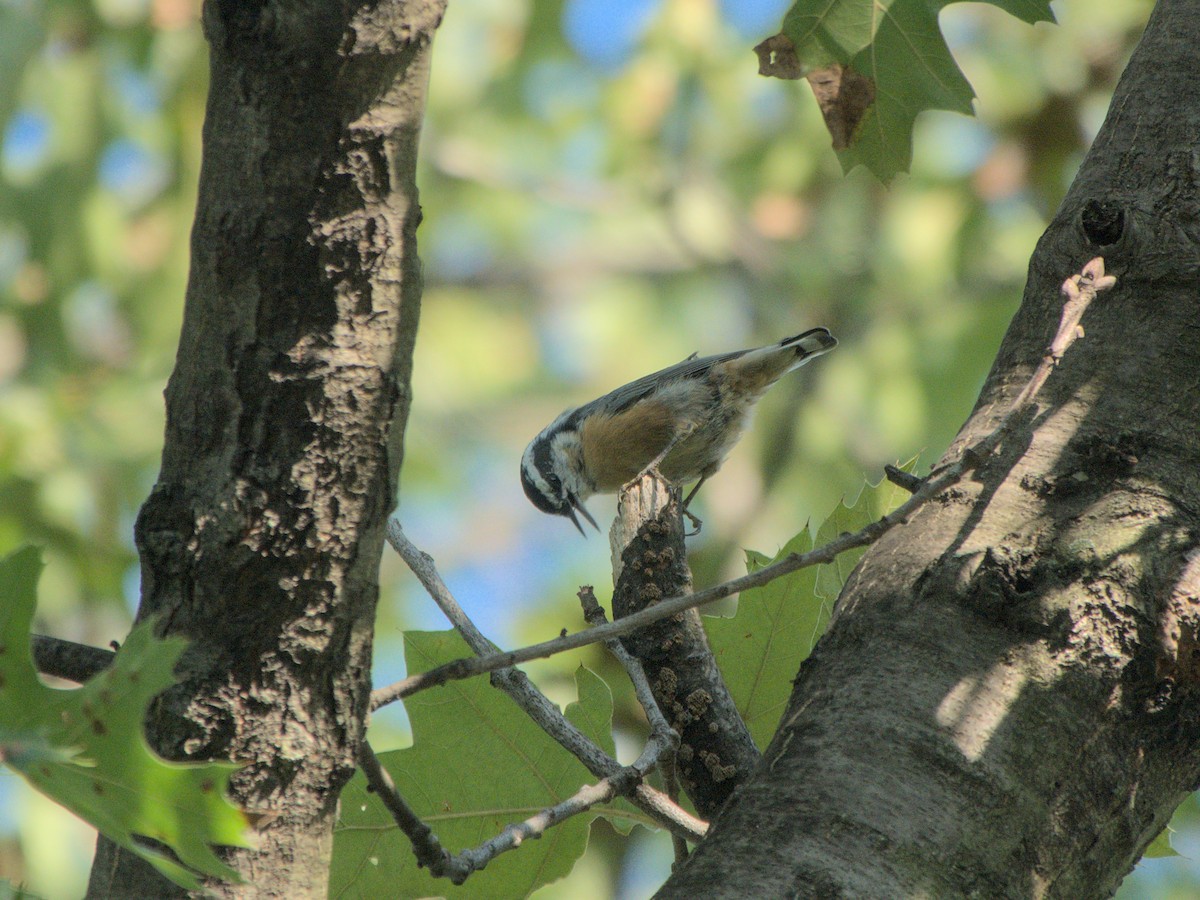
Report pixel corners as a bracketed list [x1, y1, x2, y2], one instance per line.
[362, 728, 664, 887]
[883, 464, 922, 494]
[580, 586, 695, 861]
[385, 519, 499, 656]
[1011, 257, 1116, 410]
[451, 707, 677, 878]
[580, 589, 693, 861]
[373, 510, 914, 703]
[374, 258, 1117, 704]
[446, 597, 681, 880]
[357, 740, 463, 881]
[454, 769, 642, 872]
[578, 586, 678, 755]
[383, 520, 707, 844]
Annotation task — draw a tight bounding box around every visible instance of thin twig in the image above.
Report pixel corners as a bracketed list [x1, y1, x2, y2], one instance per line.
[578, 586, 678, 755]
[452, 653, 678, 878]
[1011, 257, 1116, 410]
[373, 506, 917, 704]
[883, 464, 922, 494]
[383, 519, 707, 844]
[400, 589, 685, 879]
[580, 586, 693, 860]
[454, 774, 636, 871]
[361, 731, 656, 887]
[357, 740, 463, 880]
[451, 708, 678, 877]
[374, 258, 1116, 704]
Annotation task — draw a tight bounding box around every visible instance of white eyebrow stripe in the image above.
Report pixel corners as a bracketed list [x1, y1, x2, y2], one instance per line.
[521, 444, 553, 496]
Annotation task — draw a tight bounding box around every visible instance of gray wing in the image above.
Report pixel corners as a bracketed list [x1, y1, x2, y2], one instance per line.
[571, 347, 749, 422]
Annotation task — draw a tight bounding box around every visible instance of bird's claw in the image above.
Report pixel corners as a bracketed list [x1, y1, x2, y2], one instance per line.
[622, 467, 667, 494]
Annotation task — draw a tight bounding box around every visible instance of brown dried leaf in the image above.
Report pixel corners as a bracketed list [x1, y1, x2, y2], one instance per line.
[805, 63, 877, 150]
[753, 33, 803, 80]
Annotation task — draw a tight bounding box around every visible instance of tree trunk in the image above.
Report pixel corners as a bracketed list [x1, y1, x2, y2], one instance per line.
[659, 2, 1200, 897]
[85, 2, 444, 896]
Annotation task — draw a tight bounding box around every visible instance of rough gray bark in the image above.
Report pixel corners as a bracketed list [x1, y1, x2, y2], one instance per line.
[84, 1, 444, 896]
[659, 2, 1200, 897]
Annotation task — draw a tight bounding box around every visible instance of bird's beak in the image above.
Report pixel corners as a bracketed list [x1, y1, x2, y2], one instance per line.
[567, 494, 599, 536]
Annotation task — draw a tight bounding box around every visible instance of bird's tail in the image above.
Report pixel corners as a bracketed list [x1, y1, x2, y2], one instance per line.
[780, 327, 838, 362]
[721, 327, 837, 395]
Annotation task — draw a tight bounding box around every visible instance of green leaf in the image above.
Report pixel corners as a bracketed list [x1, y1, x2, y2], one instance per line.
[331, 631, 649, 899]
[706, 529, 824, 750]
[814, 458, 918, 601]
[1142, 794, 1200, 860]
[0, 878, 44, 900]
[707, 461, 918, 748]
[768, 0, 1054, 180]
[1143, 824, 1178, 858]
[0, 547, 251, 891]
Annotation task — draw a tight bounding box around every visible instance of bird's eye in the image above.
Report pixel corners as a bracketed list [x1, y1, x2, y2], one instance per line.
[521, 460, 568, 515]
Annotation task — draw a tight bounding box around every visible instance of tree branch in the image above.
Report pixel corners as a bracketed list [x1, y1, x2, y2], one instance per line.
[370, 516, 905, 705]
[374, 258, 1117, 707]
[439, 613, 680, 880]
[655, 70, 1185, 891]
[382, 519, 707, 843]
[607, 476, 759, 818]
[577, 586, 678, 752]
[357, 740, 460, 879]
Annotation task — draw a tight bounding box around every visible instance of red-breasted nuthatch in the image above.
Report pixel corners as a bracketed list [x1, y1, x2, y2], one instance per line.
[521, 327, 837, 533]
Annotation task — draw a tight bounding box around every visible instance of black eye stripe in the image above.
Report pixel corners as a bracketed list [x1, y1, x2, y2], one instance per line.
[532, 437, 557, 478]
[521, 463, 563, 514]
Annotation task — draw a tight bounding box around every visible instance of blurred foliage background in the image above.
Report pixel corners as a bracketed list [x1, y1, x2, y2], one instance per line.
[0, 0, 1191, 897]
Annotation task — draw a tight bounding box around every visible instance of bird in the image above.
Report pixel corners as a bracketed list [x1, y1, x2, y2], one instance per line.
[520, 327, 837, 534]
